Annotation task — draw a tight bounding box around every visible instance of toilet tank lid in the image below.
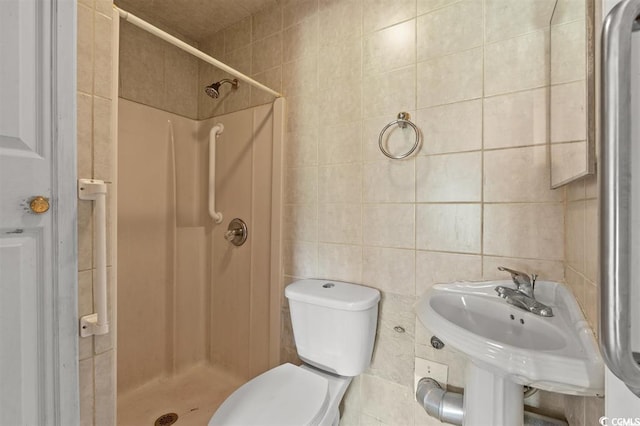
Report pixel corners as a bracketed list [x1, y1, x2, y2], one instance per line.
[285, 279, 380, 311]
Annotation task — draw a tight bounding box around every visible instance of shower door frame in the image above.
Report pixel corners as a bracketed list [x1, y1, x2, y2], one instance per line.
[268, 97, 286, 368]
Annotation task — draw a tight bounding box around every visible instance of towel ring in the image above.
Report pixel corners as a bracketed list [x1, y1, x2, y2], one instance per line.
[378, 112, 420, 159]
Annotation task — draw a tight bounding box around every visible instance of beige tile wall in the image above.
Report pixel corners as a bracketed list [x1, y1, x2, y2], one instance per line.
[118, 20, 200, 119]
[77, 0, 117, 425]
[562, 164, 603, 426]
[195, 0, 596, 424]
[560, 0, 604, 422]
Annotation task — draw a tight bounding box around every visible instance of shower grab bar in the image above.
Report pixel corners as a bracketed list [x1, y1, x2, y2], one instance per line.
[601, 0, 640, 396]
[209, 124, 224, 224]
[115, 7, 282, 99]
[78, 179, 110, 337]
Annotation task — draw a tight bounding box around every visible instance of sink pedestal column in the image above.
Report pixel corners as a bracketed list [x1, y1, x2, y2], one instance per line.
[463, 362, 523, 426]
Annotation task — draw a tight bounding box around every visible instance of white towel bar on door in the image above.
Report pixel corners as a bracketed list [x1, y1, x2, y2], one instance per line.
[209, 124, 224, 223]
[78, 179, 109, 337]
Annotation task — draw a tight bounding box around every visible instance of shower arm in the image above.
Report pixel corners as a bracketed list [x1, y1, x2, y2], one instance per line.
[217, 79, 238, 87]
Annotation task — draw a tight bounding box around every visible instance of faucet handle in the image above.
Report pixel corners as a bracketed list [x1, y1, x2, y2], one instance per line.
[497, 266, 536, 298]
[497, 266, 531, 284]
[531, 273, 538, 292]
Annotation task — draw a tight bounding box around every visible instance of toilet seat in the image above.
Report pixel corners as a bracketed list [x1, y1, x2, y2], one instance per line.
[208, 363, 330, 426]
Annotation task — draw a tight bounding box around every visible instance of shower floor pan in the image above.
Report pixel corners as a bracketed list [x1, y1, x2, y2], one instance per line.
[118, 364, 243, 426]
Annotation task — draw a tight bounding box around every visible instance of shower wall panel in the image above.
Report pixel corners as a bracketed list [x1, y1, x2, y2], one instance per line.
[118, 99, 176, 393]
[203, 104, 275, 380]
[171, 103, 209, 373]
[117, 99, 208, 393]
[118, 98, 278, 394]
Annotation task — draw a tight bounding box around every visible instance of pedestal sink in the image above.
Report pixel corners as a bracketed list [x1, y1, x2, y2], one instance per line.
[416, 280, 604, 425]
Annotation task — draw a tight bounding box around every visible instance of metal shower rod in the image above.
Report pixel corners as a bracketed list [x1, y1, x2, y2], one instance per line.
[115, 6, 283, 99]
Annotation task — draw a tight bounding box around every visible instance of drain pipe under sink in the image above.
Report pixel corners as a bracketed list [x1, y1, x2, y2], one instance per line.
[415, 378, 569, 426]
[416, 378, 464, 425]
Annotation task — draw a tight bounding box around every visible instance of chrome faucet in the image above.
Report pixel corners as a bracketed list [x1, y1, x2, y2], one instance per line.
[495, 266, 553, 317]
[497, 266, 536, 298]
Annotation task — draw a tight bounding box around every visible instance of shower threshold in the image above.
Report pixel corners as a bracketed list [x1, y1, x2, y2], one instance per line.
[117, 364, 244, 426]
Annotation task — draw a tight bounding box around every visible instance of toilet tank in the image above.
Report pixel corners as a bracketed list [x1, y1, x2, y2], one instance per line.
[285, 279, 380, 377]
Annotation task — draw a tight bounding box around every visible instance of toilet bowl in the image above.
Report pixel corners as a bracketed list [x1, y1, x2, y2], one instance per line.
[209, 279, 380, 426]
[209, 363, 350, 426]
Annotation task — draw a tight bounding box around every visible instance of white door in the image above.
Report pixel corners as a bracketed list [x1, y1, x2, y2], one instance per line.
[0, 0, 79, 425]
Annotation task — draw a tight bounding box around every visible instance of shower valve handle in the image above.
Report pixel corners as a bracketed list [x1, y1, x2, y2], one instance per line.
[224, 229, 239, 241]
[224, 218, 248, 246]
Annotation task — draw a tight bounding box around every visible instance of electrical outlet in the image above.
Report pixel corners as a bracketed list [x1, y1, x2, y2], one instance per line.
[414, 357, 448, 401]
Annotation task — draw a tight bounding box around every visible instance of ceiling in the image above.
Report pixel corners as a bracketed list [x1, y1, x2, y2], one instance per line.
[115, 0, 277, 42]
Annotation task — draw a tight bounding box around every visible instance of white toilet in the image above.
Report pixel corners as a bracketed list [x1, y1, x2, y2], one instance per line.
[208, 278, 380, 426]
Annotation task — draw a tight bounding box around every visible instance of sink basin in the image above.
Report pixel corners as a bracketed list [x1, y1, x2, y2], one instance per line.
[430, 292, 565, 351]
[416, 280, 604, 396]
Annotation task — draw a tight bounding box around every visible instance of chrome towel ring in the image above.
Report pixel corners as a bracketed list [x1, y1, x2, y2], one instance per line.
[378, 112, 420, 159]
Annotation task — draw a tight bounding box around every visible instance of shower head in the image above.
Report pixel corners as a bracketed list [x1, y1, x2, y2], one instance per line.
[204, 78, 239, 99]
